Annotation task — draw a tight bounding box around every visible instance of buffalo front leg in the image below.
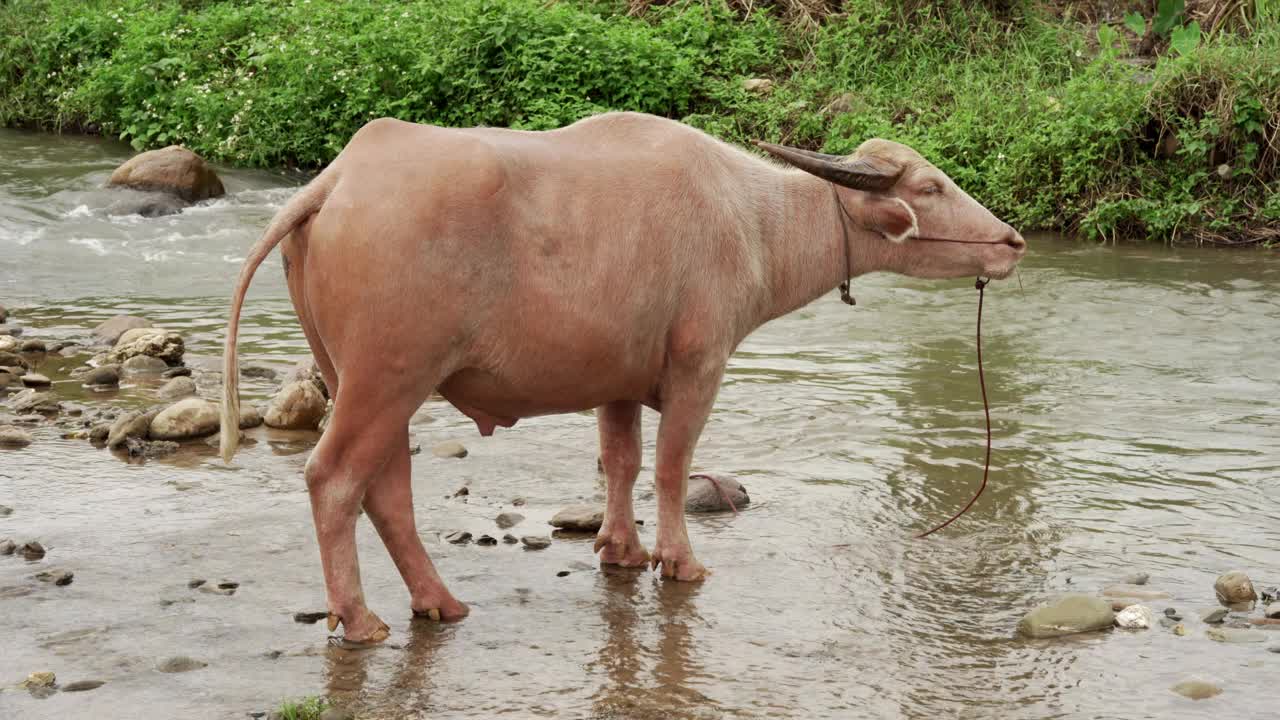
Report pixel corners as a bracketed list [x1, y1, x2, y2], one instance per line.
[651, 371, 722, 581]
[593, 401, 649, 567]
[362, 427, 469, 622]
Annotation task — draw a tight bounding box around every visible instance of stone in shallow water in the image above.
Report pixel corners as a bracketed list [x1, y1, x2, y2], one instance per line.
[1266, 602, 1280, 619]
[156, 656, 207, 673]
[21, 671, 56, 688]
[294, 611, 328, 624]
[20, 339, 46, 353]
[476, 535, 498, 546]
[1207, 627, 1266, 643]
[82, 365, 120, 386]
[121, 355, 168, 374]
[20, 372, 50, 389]
[92, 315, 152, 345]
[521, 536, 551, 550]
[495, 512, 524, 529]
[0, 539, 15, 555]
[264, 381, 326, 430]
[1016, 594, 1114, 638]
[502, 534, 519, 544]
[445, 531, 472, 545]
[1171, 680, 1222, 700]
[1214, 570, 1257, 606]
[62, 680, 105, 692]
[432, 440, 468, 459]
[1201, 607, 1229, 624]
[686, 473, 750, 512]
[20, 541, 46, 560]
[150, 398, 220, 440]
[107, 409, 159, 449]
[0, 425, 33, 448]
[1115, 604, 1153, 629]
[549, 504, 604, 533]
[156, 375, 196, 399]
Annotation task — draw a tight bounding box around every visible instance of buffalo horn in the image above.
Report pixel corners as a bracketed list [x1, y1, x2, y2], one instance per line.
[754, 140, 900, 192]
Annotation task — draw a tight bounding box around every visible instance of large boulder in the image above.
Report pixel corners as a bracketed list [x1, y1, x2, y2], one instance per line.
[92, 315, 152, 345]
[149, 398, 220, 440]
[107, 146, 225, 202]
[263, 381, 326, 430]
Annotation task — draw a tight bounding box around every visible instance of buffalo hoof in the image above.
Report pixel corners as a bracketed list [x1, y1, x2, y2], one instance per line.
[650, 544, 709, 582]
[594, 531, 650, 568]
[326, 611, 390, 645]
[412, 599, 469, 623]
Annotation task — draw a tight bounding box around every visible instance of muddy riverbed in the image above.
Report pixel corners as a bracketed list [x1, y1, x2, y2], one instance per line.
[2, 128, 1279, 719]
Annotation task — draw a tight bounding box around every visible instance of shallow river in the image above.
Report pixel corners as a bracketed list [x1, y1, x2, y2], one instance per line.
[1, 128, 1279, 720]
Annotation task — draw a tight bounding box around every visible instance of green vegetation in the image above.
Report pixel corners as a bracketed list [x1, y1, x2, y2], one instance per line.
[273, 695, 329, 720]
[1, 0, 1276, 244]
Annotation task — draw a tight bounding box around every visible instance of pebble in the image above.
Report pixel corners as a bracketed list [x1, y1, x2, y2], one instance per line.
[35, 570, 73, 586]
[556, 570, 570, 577]
[686, 473, 750, 512]
[1115, 604, 1153, 629]
[502, 534, 519, 544]
[293, 611, 329, 624]
[1122, 572, 1150, 586]
[1267, 602, 1280, 619]
[452, 486, 470, 498]
[1214, 570, 1257, 605]
[1171, 680, 1222, 700]
[0, 335, 16, 351]
[1163, 607, 1182, 621]
[1172, 623, 1188, 636]
[88, 424, 111, 443]
[1270, 646, 1280, 654]
[521, 536, 551, 550]
[22, 671, 56, 688]
[446, 531, 473, 545]
[239, 406, 264, 430]
[0, 504, 12, 516]
[0, 425, 34, 448]
[1206, 627, 1266, 643]
[126, 437, 179, 458]
[511, 497, 526, 506]
[188, 579, 206, 588]
[62, 680, 105, 692]
[495, 512, 525, 529]
[199, 584, 235, 596]
[156, 656, 207, 673]
[156, 375, 196, 399]
[549, 504, 604, 533]
[241, 363, 279, 380]
[20, 339, 46, 353]
[1016, 594, 1115, 638]
[0, 539, 15, 555]
[20, 541, 46, 560]
[432, 440, 468, 459]
[20, 372, 50, 388]
[476, 535, 498, 546]
[81, 365, 121, 386]
[161, 366, 192, 378]
[1201, 607, 1229, 624]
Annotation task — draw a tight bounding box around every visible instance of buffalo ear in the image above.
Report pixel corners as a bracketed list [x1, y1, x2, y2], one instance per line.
[868, 196, 917, 243]
[754, 141, 901, 193]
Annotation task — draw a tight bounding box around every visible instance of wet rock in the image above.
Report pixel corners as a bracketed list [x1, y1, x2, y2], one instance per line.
[550, 504, 604, 533]
[187, 578, 206, 588]
[1016, 595, 1114, 638]
[556, 570, 570, 577]
[62, 680, 104, 692]
[10, 389, 60, 414]
[150, 398, 220, 440]
[445, 531, 473, 545]
[92, 315, 152, 345]
[35, 569, 73, 586]
[512, 497, 526, 507]
[293, 611, 329, 624]
[1262, 587, 1279, 604]
[121, 355, 169, 374]
[0, 305, 6, 322]
[20, 372, 50, 388]
[44, 341, 72, 353]
[159, 597, 194, 607]
[82, 365, 120, 387]
[0, 336, 16, 352]
[319, 708, 355, 720]
[1201, 607, 1229, 624]
[0, 504, 11, 516]
[432, 440, 468, 459]
[742, 78, 774, 94]
[0, 425, 33, 448]
[199, 584, 235, 596]
[0, 350, 28, 368]
[20, 541, 46, 560]
[14, 414, 45, 424]
[156, 656, 207, 673]
[1122, 572, 1150, 586]
[108, 330, 184, 366]
[263, 650, 283, 660]
[283, 359, 328, 397]
[126, 437, 179, 458]
[1207, 627, 1266, 643]
[521, 535, 551, 550]
[217, 581, 239, 590]
[1267, 602, 1280, 619]
[161, 366, 192, 378]
[686, 473, 750, 512]
[58, 345, 84, 357]
[21, 671, 56, 688]
[1171, 680, 1222, 700]
[1172, 623, 1188, 636]
[452, 485, 470, 498]
[107, 190, 188, 218]
[1163, 607, 1182, 621]
[264, 381, 326, 430]
[106, 409, 159, 449]
[241, 363, 279, 380]
[108, 145, 225, 202]
[503, 534, 519, 544]
[20, 339, 46, 353]
[476, 535, 498, 546]
[495, 512, 525, 529]
[1115, 604, 1153, 629]
[1214, 571, 1257, 606]
[88, 423, 111, 443]
[0, 539, 15, 555]
[238, 406, 263, 430]
[156, 375, 196, 399]
[1270, 646, 1280, 654]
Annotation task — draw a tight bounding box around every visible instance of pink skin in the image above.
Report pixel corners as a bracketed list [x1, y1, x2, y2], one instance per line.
[221, 113, 1025, 642]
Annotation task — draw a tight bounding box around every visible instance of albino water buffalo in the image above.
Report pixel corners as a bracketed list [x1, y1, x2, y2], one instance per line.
[220, 111, 1025, 644]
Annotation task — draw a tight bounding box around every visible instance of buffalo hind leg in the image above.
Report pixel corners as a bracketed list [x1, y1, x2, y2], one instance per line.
[650, 368, 722, 581]
[593, 401, 649, 567]
[362, 426, 469, 621]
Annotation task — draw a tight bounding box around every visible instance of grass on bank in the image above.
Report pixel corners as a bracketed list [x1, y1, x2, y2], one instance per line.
[0, 0, 1276, 245]
[274, 695, 329, 720]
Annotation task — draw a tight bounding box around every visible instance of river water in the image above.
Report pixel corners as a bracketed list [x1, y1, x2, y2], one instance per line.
[1, 128, 1278, 719]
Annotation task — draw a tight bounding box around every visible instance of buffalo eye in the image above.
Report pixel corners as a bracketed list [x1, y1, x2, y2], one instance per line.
[920, 183, 944, 195]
